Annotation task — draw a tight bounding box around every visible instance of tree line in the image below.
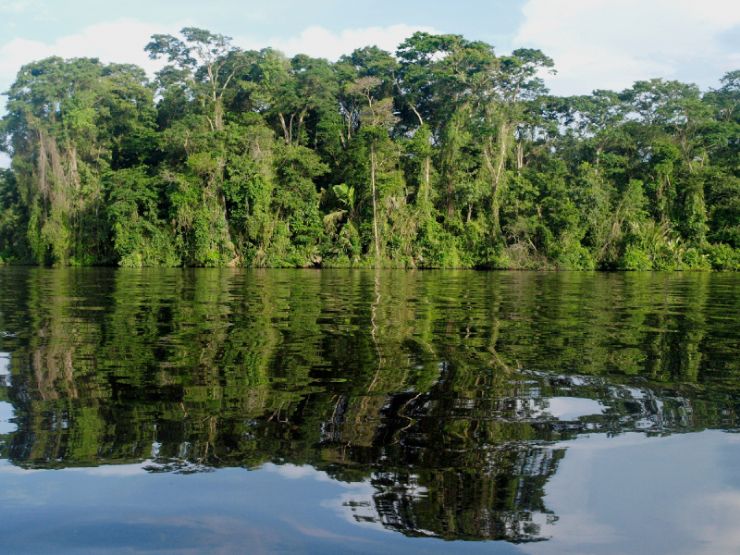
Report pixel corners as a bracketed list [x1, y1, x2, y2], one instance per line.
[0, 28, 737, 268]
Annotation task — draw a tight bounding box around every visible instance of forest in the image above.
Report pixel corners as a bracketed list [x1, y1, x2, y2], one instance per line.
[0, 28, 737, 269]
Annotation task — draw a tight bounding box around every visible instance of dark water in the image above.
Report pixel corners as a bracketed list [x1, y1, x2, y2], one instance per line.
[0, 269, 738, 554]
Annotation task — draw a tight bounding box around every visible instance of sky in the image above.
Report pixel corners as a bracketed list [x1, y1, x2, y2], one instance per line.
[0, 0, 738, 113]
[1, 0, 739, 94]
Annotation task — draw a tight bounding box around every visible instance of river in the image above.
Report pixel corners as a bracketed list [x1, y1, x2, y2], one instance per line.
[0, 269, 737, 554]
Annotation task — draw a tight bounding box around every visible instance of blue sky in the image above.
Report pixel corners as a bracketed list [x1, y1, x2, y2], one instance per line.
[0, 0, 738, 97]
[0, 0, 524, 42]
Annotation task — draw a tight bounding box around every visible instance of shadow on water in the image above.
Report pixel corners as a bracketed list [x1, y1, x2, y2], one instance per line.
[0, 268, 737, 545]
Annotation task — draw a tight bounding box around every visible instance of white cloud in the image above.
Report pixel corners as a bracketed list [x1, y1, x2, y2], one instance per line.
[240, 24, 438, 61]
[64, 461, 151, 476]
[0, 18, 185, 97]
[689, 491, 740, 554]
[0, 21, 435, 100]
[263, 462, 335, 482]
[514, 0, 740, 95]
[264, 463, 321, 480]
[0, 0, 34, 13]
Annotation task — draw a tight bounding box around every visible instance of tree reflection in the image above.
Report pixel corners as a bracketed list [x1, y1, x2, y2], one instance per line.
[0, 269, 737, 541]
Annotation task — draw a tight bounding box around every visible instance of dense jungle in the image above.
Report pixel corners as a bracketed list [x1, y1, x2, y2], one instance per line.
[0, 29, 738, 269]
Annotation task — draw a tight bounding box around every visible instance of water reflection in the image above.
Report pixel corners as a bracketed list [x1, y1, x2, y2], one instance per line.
[0, 268, 737, 547]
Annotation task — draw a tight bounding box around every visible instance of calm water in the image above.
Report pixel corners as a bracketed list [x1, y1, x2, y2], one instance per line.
[0, 269, 738, 554]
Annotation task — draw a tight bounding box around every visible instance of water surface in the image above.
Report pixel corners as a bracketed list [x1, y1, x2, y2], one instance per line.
[0, 269, 738, 554]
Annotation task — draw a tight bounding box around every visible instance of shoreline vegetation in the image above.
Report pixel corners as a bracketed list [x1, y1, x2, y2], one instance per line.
[0, 29, 737, 270]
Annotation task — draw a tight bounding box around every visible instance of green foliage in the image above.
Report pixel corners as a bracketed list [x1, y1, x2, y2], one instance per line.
[106, 168, 180, 267]
[0, 31, 737, 269]
[0, 169, 27, 262]
[621, 244, 653, 271]
[704, 243, 740, 270]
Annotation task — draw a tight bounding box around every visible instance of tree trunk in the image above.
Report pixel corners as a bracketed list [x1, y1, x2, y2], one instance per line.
[491, 122, 509, 236]
[214, 99, 224, 132]
[278, 113, 290, 144]
[424, 156, 431, 202]
[446, 176, 455, 219]
[68, 144, 80, 190]
[516, 141, 523, 173]
[38, 129, 49, 199]
[370, 144, 381, 262]
[419, 155, 431, 215]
